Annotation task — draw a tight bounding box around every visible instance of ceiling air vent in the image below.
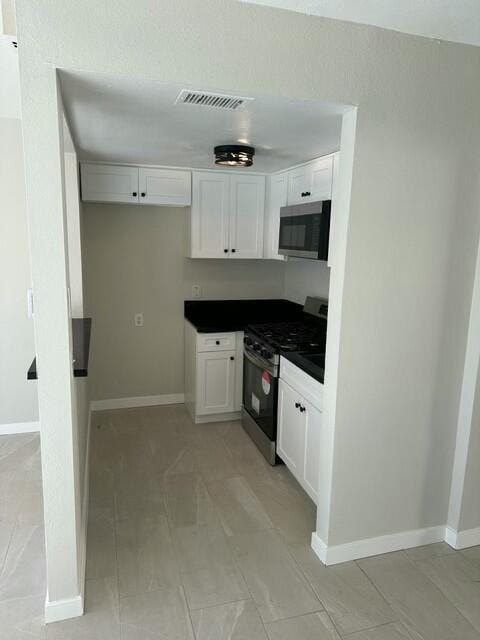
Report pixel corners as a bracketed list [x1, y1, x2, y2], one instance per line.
[175, 90, 253, 111]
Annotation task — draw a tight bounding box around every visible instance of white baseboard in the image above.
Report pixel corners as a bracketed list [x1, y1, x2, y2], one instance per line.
[0, 421, 40, 435]
[194, 410, 242, 424]
[311, 525, 446, 566]
[45, 593, 83, 624]
[445, 525, 480, 549]
[0, 420, 40, 436]
[90, 393, 185, 411]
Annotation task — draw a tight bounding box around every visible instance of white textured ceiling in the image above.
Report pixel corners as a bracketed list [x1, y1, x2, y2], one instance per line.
[59, 71, 347, 173]
[238, 0, 480, 47]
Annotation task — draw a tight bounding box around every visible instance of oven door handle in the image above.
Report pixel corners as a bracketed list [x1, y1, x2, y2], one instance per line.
[244, 348, 277, 377]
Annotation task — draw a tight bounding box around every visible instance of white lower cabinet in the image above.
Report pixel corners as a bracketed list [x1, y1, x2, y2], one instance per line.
[277, 358, 323, 503]
[196, 350, 236, 415]
[277, 379, 305, 477]
[185, 321, 243, 423]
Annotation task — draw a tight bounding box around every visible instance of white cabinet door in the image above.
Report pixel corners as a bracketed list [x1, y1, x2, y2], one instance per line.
[138, 168, 191, 206]
[277, 379, 305, 476]
[287, 156, 333, 206]
[229, 174, 265, 259]
[303, 400, 322, 503]
[196, 350, 236, 415]
[264, 172, 287, 260]
[310, 156, 333, 201]
[190, 172, 230, 258]
[80, 163, 139, 204]
[287, 164, 311, 205]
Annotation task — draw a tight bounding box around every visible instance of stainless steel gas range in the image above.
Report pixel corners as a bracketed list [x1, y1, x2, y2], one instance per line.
[242, 296, 328, 465]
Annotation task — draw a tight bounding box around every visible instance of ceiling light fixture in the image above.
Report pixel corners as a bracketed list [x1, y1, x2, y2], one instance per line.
[214, 145, 255, 167]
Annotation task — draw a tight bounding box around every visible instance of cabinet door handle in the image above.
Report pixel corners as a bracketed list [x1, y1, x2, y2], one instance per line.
[141, 192, 146, 197]
[230, 356, 235, 361]
[224, 249, 229, 253]
[216, 340, 220, 345]
[295, 402, 300, 408]
[304, 191, 311, 197]
[132, 192, 137, 197]
[231, 249, 236, 253]
[300, 405, 306, 413]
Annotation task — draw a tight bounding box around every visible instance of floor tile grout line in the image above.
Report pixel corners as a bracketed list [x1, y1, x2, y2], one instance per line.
[355, 552, 480, 637]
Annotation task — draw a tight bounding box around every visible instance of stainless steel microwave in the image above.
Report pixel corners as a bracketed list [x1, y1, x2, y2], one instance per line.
[278, 200, 331, 260]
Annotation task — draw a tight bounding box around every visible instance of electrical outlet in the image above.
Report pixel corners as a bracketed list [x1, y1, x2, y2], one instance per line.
[192, 284, 201, 299]
[134, 313, 144, 327]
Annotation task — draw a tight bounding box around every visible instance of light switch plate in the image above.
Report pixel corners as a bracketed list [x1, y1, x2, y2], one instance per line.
[192, 284, 201, 299]
[134, 313, 144, 327]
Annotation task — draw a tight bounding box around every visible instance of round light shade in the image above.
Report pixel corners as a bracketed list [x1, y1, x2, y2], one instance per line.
[214, 145, 255, 167]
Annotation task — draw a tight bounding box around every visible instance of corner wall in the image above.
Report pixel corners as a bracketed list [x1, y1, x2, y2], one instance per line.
[16, 0, 480, 600]
[82, 203, 285, 402]
[0, 118, 38, 429]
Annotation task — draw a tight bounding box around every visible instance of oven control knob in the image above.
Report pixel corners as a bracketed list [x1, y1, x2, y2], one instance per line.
[262, 349, 273, 360]
[253, 343, 261, 351]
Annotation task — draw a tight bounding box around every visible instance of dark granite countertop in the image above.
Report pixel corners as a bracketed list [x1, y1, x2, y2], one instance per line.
[28, 318, 92, 380]
[282, 351, 325, 384]
[184, 299, 303, 333]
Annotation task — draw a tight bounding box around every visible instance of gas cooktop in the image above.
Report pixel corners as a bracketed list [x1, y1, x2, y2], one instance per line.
[247, 320, 326, 353]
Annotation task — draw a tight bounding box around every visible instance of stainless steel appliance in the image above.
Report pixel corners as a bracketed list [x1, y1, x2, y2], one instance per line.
[278, 200, 331, 260]
[242, 297, 328, 465]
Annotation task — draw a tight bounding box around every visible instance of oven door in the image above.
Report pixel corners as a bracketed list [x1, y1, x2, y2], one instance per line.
[243, 349, 278, 441]
[278, 200, 331, 260]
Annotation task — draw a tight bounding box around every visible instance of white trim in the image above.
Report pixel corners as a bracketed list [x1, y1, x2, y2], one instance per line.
[445, 526, 480, 549]
[0, 421, 40, 435]
[194, 410, 242, 424]
[44, 593, 83, 624]
[90, 393, 185, 411]
[77, 406, 92, 607]
[447, 233, 480, 531]
[311, 526, 445, 566]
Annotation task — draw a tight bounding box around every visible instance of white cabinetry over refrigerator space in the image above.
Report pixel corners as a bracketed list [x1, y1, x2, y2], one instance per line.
[188, 171, 265, 259]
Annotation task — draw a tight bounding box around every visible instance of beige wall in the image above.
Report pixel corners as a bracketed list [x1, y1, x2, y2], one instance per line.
[0, 118, 38, 425]
[82, 203, 286, 401]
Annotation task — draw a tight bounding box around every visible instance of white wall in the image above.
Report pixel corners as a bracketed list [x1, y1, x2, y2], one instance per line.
[82, 204, 285, 401]
[16, 0, 480, 612]
[284, 260, 330, 305]
[0, 118, 38, 427]
[458, 367, 480, 532]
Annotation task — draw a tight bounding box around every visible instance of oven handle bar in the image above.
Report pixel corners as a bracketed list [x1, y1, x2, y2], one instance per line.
[244, 348, 278, 377]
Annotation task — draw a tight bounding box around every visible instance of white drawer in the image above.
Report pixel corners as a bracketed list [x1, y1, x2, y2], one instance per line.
[280, 356, 324, 411]
[197, 332, 236, 352]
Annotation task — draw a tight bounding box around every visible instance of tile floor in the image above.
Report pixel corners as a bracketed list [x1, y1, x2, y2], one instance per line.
[2, 406, 480, 639]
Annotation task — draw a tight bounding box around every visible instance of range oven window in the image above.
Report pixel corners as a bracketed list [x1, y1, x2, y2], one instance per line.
[243, 354, 278, 441]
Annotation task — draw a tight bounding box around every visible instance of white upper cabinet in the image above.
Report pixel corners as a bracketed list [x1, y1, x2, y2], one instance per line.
[189, 171, 265, 259]
[264, 171, 287, 260]
[229, 174, 265, 259]
[80, 163, 191, 206]
[189, 172, 230, 258]
[138, 167, 191, 206]
[81, 163, 139, 204]
[310, 156, 334, 201]
[287, 155, 333, 205]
